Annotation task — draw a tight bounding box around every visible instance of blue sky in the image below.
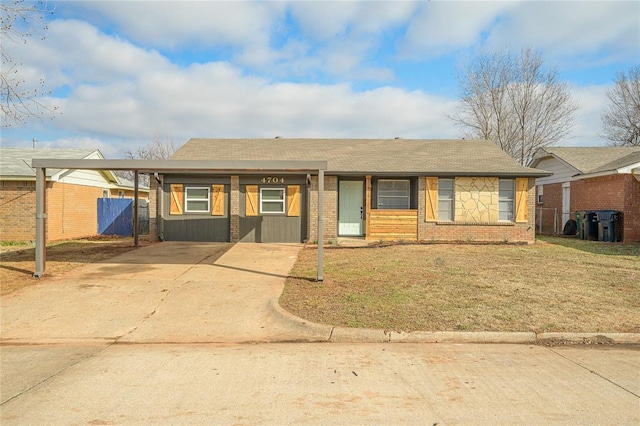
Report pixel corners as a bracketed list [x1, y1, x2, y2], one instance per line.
[2, 0, 639, 157]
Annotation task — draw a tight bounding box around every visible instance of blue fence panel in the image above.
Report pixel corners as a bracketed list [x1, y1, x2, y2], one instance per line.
[97, 198, 133, 236]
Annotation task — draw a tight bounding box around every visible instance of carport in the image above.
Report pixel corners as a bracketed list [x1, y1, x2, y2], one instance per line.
[31, 159, 327, 281]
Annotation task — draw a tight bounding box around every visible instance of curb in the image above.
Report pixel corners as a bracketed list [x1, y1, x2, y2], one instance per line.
[271, 302, 640, 345]
[536, 332, 640, 345]
[268, 299, 333, 341]
[390, 331, 536, 344]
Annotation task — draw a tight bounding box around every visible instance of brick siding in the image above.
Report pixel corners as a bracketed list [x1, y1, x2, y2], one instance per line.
[0, 181, 38, 242]
[536, 182, 563, 235]
[306, 176, 536, 244]
[538, 174, 639, 243]
[308, 175, 338, 242]
[1, 180, 150, 242]
[1, 181, 103, 242]
[572, 174, 639, 243]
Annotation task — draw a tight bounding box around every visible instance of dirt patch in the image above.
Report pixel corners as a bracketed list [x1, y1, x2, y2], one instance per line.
[0, 236, 155, 296]
[280, 237, 640, 333]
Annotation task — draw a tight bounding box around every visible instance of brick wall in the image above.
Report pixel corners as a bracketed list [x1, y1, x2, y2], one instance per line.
[305, 175, 537, 244]
[148, 179, 159, 240]
[537, 182, 563, 234]
[308, 175, 338, 242]
[0, 180, 103, 242]
[572, 174, 639, 243]
[47, 182, 103, 241]
[0, 181, 38, 241]
[230, 175, 240, 242]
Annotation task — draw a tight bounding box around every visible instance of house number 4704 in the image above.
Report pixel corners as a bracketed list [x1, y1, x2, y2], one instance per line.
[261, 177, 285, 184]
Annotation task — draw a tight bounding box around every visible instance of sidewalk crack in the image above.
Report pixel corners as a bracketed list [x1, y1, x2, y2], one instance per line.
[0, 344, 110, 406]
[115, 280, 189, 342]
[546, 347, 640, 399]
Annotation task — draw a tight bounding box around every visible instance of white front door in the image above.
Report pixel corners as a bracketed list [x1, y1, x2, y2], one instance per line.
[338, 181, 364, 236]
[562, 183, 571, 227]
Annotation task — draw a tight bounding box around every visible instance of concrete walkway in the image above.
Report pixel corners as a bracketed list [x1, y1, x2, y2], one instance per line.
[1, 242, 330, 344]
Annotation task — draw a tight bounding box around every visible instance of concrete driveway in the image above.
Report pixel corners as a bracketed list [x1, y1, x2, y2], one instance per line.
[0, 242, 330, 344]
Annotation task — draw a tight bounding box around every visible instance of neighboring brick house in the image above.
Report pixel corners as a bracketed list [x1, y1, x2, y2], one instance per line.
[0, 148, 148, 242]
[530, 147, 640, 242]
[150, 138, 549, 244]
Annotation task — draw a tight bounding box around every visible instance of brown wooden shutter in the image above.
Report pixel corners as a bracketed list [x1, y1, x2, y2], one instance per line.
[245, 185, 258, 216]
[287, 185, 300, 217]
[169, 184, 183, 215]
[515, 178, 528, 223]
[211, 184, 225, 216]
[425, 177, 438, 221]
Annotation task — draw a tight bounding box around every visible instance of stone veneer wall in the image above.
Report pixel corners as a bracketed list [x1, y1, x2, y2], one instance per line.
[418, 177, 536, 243]
[308, 175, 338, 242]
[454, 177, 498, 223]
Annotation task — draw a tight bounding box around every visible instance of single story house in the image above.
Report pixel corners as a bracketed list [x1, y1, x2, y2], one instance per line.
[530, 146, 640, 242]
[0, 147, 148, 242]
[149, 138, 549, 244]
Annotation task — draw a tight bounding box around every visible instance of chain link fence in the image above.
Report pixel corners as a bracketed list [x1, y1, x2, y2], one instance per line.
[536, 207, 559, 235]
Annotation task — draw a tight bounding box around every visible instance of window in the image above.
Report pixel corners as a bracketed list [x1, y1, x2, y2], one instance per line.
[102, 189, 109, 198]
[536, 185, 543, 204]
[260, 188, 285, 213]
[499, 179, 515, 221]
[438, 178, 454, 221]
[118, 190, 125, 198]
[185, 187, 210, 213]
[378, 179, 410, 209]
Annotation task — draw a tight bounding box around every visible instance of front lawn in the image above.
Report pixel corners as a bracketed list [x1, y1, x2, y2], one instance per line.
[280, 236, 640, 333]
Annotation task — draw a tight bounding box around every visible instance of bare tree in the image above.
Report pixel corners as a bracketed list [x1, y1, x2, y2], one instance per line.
[451, 47, 578, 165]
[123, 135, 176, 161]
[1, 0, 57, 127]
[601, 66, 640, 147]
[116, 134, 177, 185]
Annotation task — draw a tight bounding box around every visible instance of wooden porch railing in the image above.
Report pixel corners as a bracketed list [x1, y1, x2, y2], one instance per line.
[368, 209, 418, 240]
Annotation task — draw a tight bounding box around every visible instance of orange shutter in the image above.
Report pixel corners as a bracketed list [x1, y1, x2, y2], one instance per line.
[211, 184, 225, 216]
[515, 178, 528, 223]
[245, 185, 258, 216]
[170, 184, 183, 215]
[425, 177, 438, 221]
[287, 185, 300, 217]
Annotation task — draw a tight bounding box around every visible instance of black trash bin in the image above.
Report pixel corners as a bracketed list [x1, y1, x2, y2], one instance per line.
[596, 210, 619, 242]
[584, 211, 599, 241]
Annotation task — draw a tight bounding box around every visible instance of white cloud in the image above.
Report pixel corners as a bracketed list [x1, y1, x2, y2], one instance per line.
[70, 1, 284, 49]
[27, 136, 122, 157]
[7, 19, 171, 89]
[8, 17, 455, 155]
[485, 1, 640, 66]
[567, 84, 610, 147]
[4, 2, 627, 156]
[400, 2, 513, 57]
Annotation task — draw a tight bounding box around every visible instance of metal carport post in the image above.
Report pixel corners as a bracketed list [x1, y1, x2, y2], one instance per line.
[32, 159, 327, 282]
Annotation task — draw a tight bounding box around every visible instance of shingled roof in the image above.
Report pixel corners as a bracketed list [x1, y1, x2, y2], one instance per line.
[0, 148, 99, 178]
[532, 146, 640, 174]
[171, 138, 548, 177]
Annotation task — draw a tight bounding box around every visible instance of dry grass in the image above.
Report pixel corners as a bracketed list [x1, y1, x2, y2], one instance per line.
[0, 236, 154, 296]
[280, 236, 640, 333]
